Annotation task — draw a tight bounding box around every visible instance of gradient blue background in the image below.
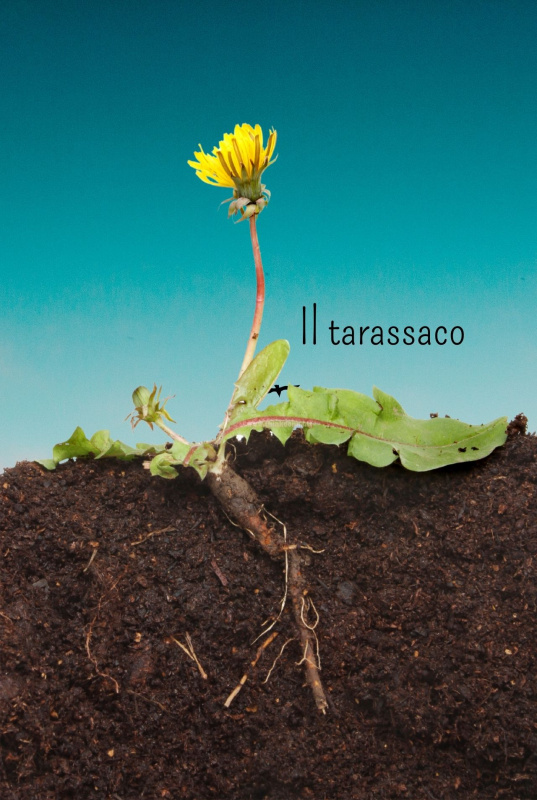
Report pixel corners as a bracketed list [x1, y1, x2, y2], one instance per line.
[1, 0, 536, 472]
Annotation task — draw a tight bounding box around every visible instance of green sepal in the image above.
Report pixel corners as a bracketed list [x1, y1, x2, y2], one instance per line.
[128, 384, 176, 430]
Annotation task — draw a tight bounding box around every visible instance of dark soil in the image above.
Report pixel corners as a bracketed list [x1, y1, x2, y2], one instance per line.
[1, 422, 537, 799]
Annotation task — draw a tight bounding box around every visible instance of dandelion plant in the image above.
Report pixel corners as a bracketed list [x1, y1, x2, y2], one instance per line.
[38, 123, 508, 712]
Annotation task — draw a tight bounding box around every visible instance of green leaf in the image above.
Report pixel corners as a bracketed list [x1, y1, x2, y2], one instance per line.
[231, 340, 290, 407]
[284, 386, 352, 446]
[224, 402, 268, 443]
[50, 427, 95, 465]
[147, 440, 217, 480]
[264, 421, 295, 446]
[321, 387, 385, 429]
[184, 442, 217, 479]
[36, 458, 59, 471]
[36, 427, 169, 469]
[354, 386, 507, 471]
[148, 452, 180, 479]
[136, 443, 169, 454]
[94, 439, 140, 460]
[169, 441, 191, 462]
[36, 336, 507, 480]
[88, 429, 113, 453]
[221, 385, 507, 472]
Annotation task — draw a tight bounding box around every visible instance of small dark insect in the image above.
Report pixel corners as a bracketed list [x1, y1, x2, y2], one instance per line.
[268, 384, 300, 397]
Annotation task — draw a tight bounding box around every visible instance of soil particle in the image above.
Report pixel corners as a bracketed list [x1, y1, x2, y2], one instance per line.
[1, 426, 537, 798]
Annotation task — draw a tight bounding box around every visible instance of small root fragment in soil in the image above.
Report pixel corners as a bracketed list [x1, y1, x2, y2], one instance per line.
[210, 558, 229, 587]
[0, 610, 14, 626]
[85, 618, 120, 694]
[207, 463, 329, 713]
[170, 633, 208, 680]
[83, 546, 98, 572]
[127, 689, 168, 712]
[84, 570, 127, 694]
[131, 524, 177, 547]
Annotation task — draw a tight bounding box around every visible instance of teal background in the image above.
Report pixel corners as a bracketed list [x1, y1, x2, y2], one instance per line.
[1, 0, 536, 471]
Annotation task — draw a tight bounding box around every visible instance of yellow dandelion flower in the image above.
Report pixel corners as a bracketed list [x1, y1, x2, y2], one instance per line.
[188, 123, 277, 218]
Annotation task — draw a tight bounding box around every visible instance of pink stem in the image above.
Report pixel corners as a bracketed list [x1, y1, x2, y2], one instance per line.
[238, 215, 265, 377]
[216, 214, 266, 448]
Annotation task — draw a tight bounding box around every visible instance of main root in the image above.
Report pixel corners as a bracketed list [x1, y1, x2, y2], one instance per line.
[207, 463, 328, 713]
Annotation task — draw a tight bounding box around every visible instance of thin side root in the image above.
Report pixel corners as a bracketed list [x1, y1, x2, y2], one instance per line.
[224, 631, 279, 707]
[252, 509, 289, 644]
[85, 618, 120, 694]
[83, 571, 126, 694]
[263, 637, 295, 684]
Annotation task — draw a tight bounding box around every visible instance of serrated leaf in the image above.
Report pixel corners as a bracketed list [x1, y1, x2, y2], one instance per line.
[347, 434, 399, 468]
[221, 385, 507, 472]
[339, 386, 508, 471]
[286, 385, 341, 421]
[363, 387, 508, 471]
[323, 387, 384, 429]
[231, 339, 290, 407]
[36, 428, 170, 470]
[266, 423, 295, 446]
[284, 386, 352, 446]
[304, 425, 353, 446]
[51, 427, 95, 465]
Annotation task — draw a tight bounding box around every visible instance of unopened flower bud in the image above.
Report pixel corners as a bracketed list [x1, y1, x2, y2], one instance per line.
[127, 384, 176, 430]
[132, 386, 151, 408]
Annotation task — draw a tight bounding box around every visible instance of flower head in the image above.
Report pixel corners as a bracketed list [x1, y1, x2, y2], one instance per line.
[127, 385, 176, 430]
[188, 123, 277, 219]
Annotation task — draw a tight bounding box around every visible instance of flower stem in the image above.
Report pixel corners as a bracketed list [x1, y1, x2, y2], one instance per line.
[238, 215, 265, 377]
[155, 419, 190, 445]
[215, 214, 266, 448]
